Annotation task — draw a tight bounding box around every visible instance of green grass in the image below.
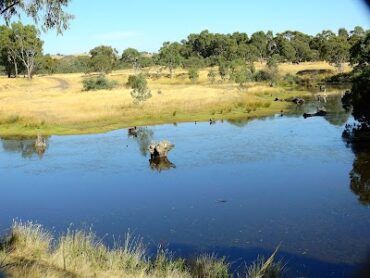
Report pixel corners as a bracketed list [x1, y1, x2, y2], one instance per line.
[0, 221, 283, 278]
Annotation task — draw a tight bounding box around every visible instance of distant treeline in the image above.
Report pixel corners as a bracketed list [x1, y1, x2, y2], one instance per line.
[0, 24, 368, 77]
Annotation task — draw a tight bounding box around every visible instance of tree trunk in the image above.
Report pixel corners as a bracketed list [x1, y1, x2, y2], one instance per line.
[27, 66, 32, 79]
[13, 57, 18, 77]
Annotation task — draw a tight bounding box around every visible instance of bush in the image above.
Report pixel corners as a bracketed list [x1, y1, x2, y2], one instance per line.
[188, 67, 199, 83]
[254, 70, 271, 82]
[82, 75, 117, 91]
[218, 62, 230, 81]
[232, 68, 252, 87]
[128, 74, 152, 103]
[207, 69, 217, 83]
[283, 73, 300, 85]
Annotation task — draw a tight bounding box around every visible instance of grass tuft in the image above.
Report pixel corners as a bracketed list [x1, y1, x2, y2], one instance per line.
[0, 222, 284, 278]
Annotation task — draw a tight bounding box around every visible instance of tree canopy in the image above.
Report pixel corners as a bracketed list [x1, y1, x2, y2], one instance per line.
[0, 0, 73, 33]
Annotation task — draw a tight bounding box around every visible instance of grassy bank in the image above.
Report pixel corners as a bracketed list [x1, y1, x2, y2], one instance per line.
[0, 62, 349, 137]
[0, 221, 282, 278]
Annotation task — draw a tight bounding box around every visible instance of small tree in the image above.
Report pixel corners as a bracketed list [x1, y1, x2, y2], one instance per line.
[207, 69, 216, 83]
[233, 67, 252, 87]
[89, 45, 117, 74]
[218, 61, 230, 81]
[10, 22, 43, 79]
[188, 67, 199, 83]
[121, 48, 141, 72]
[128, 74, 152, 104]
[265, 55, 279, 86]
[158, 42, 183, 78]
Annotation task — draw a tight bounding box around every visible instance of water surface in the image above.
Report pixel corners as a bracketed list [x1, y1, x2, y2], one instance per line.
[1, 95, 369, 277]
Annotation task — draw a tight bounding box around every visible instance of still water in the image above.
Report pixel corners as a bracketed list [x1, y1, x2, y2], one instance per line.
[1, 95, 369, 277]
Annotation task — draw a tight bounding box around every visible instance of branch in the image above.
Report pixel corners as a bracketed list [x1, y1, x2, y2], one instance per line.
[0, 0, 21, 15]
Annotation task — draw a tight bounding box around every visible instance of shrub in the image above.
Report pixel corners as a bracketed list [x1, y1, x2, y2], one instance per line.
[232, 68, 252, 87]
[207, 69, 217, 83]
[128, 74, 152, 104]
[218, 61, 230, 81]
[82, 75, 117, 91]
[283, 73, 300, 85]
[254, 70, 271, 82]
[188, 67, 199, 83]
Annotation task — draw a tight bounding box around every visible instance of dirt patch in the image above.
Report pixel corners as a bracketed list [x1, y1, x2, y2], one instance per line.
[46, 77, 70, 90]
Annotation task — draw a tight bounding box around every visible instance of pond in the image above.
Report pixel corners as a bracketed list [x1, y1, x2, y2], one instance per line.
[1, 94, 369, 277]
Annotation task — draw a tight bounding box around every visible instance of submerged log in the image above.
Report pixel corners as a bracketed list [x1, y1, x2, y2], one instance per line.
[35, 134, 47, 154]
[149, 140, 174, 159]
[303, 109, 327, 118]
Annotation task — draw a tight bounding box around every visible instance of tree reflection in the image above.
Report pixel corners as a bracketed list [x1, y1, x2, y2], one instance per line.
[1, 136, 48, 159]
[322, 94, 351, 126]
[341, 44, 370, 205]
[343, 125, 370, 205]
[128, 127, 154, 156]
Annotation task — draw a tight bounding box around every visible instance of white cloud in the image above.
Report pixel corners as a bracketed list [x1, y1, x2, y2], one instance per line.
[93, 31, 139, 41]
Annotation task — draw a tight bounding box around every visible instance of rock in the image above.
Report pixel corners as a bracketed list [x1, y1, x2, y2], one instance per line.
[149, 140, 174, 159]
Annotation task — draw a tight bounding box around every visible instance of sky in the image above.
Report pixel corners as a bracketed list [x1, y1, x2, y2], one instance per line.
[7, 0, 370, 55]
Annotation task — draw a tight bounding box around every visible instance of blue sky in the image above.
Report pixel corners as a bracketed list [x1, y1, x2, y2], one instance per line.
[10, 0, 370, 54]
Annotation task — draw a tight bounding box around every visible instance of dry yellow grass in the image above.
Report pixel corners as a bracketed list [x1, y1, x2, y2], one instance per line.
[0, 62, 341, 136]
[254, 61, 352, 75]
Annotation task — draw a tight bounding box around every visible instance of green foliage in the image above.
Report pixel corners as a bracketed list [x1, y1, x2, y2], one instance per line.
[82, 75, 117, 91]
[0, 0, 73, 33]
[158, 42, 183, 78]
[1, 26, 368, 76]
[36, 54, 58, 75]
[54, 55, 90, 73]
[350, 30, 370, 66]
[232, 66, 252, 87]
[218, 60, 230, 81]
[283, 73, 300, 85]
[183, 56, 205, 69]
[89, 45, 118, 74]
[0, 22, 43, 78]
[188, 67, 199, 83]
[207, 69, 217, 83]
[128, 74, 152, 103]
[121, 48, 141, 71]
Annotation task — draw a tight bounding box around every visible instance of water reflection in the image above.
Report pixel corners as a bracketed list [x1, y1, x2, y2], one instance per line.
[149, 157, 176, 172]
[343, 125, 370, 206]
[227, 92, 351, 128]
[128, 127, 154, 156]
[323, 95, 351, 126]
[1, 136, 48, 159]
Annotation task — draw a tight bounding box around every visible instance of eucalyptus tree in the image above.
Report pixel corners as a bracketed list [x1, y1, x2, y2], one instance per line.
[250, 31, 270, 63]
[121, 48, 141, 72]
[6, 22, 43, 79]
[0, 0, 73, 33]
[89, 46, 118, 74]
[158, 42, 183, 78]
